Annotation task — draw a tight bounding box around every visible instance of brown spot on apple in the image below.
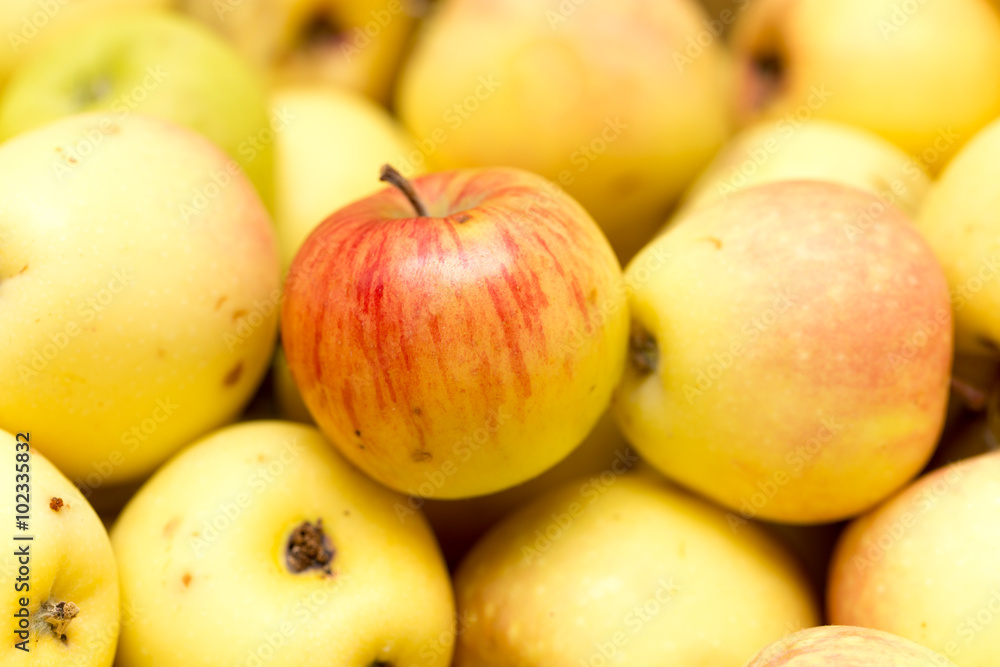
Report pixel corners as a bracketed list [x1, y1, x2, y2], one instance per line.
[223, 362, 243, 387]
[413, 407, 422, 416]
[18, 264, 28, 275]
[49, 497, 63, 511]
[412, 450, 433, 463]
[215, 296, 228, 311]
[163, 518, 179, 538]
[231, 309, 248, 322]
[702, 236, 723, 250]
[181, 573, 192, 587]
[454, 213, 471, 223]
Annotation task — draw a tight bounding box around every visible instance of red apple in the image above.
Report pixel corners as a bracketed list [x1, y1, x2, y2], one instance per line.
[281, 166, 629, 498]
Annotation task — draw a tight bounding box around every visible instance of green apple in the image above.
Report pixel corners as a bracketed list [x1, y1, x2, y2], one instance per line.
[271, 84, 420, 270]
[730, 0, 1000, 170]
[0, 430, 119, 666]
[829, 451, 1000, 667]
[916, 117, 1000, 356]
[0, 10, 275, 208]
[0, 0, 171, 90]
[453, 473, 819, 666]
[396, 0, 732, 261]
[111, 420, 456, 666]
[0, 112, 280, 486]
[178, 0, 416, 103]
[678, 119, 931, 221]
[615, 181, 952, 523]
[746, 626, 958, 666]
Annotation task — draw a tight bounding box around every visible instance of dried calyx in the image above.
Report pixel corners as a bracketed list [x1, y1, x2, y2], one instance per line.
[629, 323, 659, 375]
[286, 519, 335, 575]
[38, 599, 79, 642]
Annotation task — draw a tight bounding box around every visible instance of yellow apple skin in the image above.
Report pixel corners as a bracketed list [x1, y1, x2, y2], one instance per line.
[0, 430, 119, 666]
[745, 626, 958, 666]
[731, 0, 1000, 171]
[0, 113, 280, 485]
[111, 421, 455, 666]
[0, 0, 171, 90]
[178, 0, 415, 103]
[679, 119, 931, 220]
[271, 85, 420, 270]
[615, 181, 952, 523]
[916, 117, 1000, 356]
[453, 474, 819, 666]
[396, 0, 732, 262]
[421, 408, 633, 566]
[828, 451, 1000, 667]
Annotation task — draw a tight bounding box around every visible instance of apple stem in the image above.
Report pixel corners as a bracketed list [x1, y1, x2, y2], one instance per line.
[286, 519, 335, 576]
[37, 599, 78, 642]
[380, 164, 429, 217]
[629, 324, 659, 375]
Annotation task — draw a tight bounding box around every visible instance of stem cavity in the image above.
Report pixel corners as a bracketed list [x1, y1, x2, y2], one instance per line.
[380, 164, 429, 217]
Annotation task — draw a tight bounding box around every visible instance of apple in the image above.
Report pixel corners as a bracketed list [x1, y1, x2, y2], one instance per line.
[178, 0, 417, 103]
[0, 429, 119, 665]
[730, 0, 1000, 170]
[677, 119, 931, 221]
[828, 451, 1000, 667]
[745, 626, 958, 666]
[395, 0, 732, 261]
[283, 166, 628, 498]
[271, 84, 420, 270]
[453, 473, 819, 666]
[111, 420, 455, 666]
[421, 408, 633, 566]
[0, 10, 275, 208]
[0, 0, 171, 90]
[0, 112, 280, 486]
[916, 117, 1000, 357]
[614, 181, 952, 523]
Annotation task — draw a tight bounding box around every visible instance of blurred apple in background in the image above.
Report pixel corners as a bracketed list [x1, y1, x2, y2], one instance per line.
[283, 166, 628, 498]
[676, 119, 931, 222]
[421, 409, 632, 567]
[0, 431, 119, 666]
[396, 0, 732, 261]
[112, 421, 455, 666]
[0, 0, 171, 90]
[615, 181, 952, 524]
[731, 0, 1000, 171]
[178, 0, 419, 103]
[746, 626, 958, 666]
[917, 117, 1000, 357]
[453, 473, 819, 666]
[0, 11, 275, 208]
[0, 113, 280, 485]
[271, 84, 419, 270]
[829, 451, 1000, 667]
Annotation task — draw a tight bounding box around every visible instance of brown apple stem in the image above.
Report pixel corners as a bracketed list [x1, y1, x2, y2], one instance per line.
[951, 376, 988, 411]
[380, 164, 429, 217]
[286, 519, 335, 576]
[38, 599, 79, 642]
[629, 323, 659, 375]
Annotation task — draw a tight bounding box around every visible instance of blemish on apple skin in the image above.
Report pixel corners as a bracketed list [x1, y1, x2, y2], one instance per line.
[231, 309, 248, 322]
[454, 213, 471, 224]
[215, 296, 228, 311]
[163, 518, 180, 538]
[49, 497, 63, 512]
[413, 407, 422, 416]
[181, 573, 192, 587]
[17, 264, 28, 275]
[411, 450, 433, 463]
[702, 237, 723, 250]
[355, 429, 361, 437]
[223, 362, 243, 387]
[156, 348, 167, 360]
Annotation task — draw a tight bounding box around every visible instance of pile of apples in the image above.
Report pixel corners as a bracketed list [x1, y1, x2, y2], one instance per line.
[4, 0, 1000, 665]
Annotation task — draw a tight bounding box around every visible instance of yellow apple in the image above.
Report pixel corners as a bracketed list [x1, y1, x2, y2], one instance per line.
[111, 420, 455, 666]
[731, 0, 1000, 170]
[746, 626, 958, 666]
[0, 429, 119, 665]
[178, 0, 416, 102]
[0, 0, 171, 90]
[0, 113, 280, 487]
[678, 119, 931, 220]
[271, 84, 419, 270]
[615, 181, 952, 523]
[916, 117, 1000, 356]
[453, 473, 819, 666]
[420, 408, 634, 566]
[829, 451, 1000, 667]
[396, 0, 732, 261]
